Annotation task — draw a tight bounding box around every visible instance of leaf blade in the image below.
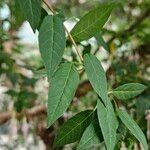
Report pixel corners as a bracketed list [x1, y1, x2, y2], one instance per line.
[37, 7, 48, 30]
[47, 63, 79, 127]
[39, 15, 66, 79]
[54, 110, 94, 147]
[111, 83, 147, 100]
[84, 54, 108, 105]
[77, 120, 102, 150]
[71, 2, 115, 42]
[97, 100, 118, 150]
[117, 109, 148, 150]
[18, 0, 41, 31]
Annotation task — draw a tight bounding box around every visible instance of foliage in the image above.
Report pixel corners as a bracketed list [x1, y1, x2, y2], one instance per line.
[0, 0, 150, 149]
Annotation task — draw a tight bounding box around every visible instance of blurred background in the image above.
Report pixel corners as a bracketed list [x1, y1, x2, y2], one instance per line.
[0, 0, 150, 149]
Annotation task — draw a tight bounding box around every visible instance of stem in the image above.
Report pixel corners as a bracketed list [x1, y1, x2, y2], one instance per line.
[64, 26, 83, 61]
[42, 0, 83, 62]
[111, 97, 119, 109]
[42, 0, 55, 15]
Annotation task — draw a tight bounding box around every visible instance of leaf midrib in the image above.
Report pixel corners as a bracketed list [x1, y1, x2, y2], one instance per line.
[107, 108, 114, 150]
[113, 90, 144, 93]
[79, 131, 100, 149]
[72, 7, 111, 39]
[50, 16, 54, 74]
[118, 110, 148, 150]
[50, 63, 73, 123]
[56, 111, 93, 145]
[87, 55, 107, 104]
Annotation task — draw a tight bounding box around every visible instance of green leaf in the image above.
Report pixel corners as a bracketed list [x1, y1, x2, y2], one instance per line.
[54, 110, 94, 147]
[37, 7, 48, 30]
[110, 83, 147, 100]
[39, 15, 66, 79]
[18, 0, 41, 31]
[95, 33, 109, 51]
[48, 63, 79, 127]
[56, 8, 65, 22]
[117, 109, 148, 150]
[11, 0, 25, 29]
[84, 54, 108, 105]
[77, 120, 102, 150]
[97, 99, 118, 150]
[71, 2, 115, 42]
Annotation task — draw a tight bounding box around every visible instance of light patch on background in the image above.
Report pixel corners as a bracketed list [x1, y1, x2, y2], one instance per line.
[0, 4, 10, 19]
[17, 22, 38, 45]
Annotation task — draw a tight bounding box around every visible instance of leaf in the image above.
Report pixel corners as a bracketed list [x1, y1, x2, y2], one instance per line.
[110, 83, 147, 100]
[71, 2, 115, 42]
[12, 0, 25, 29]
[97, 99, 118, 150]
[95, 33, 109, 51]
[48, 63, 79, 127]
[117, 109, 148, 150]
[54, 110, 94, 147]
[37, 7, 48, 30]
[39, 15, 66, 79]
[56, 8, 65, 22]
[18, 0, 41, 31]
[84, 54, 108, 105]
[77, 120, 102, 150]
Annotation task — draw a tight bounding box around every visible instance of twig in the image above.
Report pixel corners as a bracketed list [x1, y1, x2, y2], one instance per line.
[64, 26, 83, 61]
[42, 0, 83, 62]
[42, 0, 55, 15]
